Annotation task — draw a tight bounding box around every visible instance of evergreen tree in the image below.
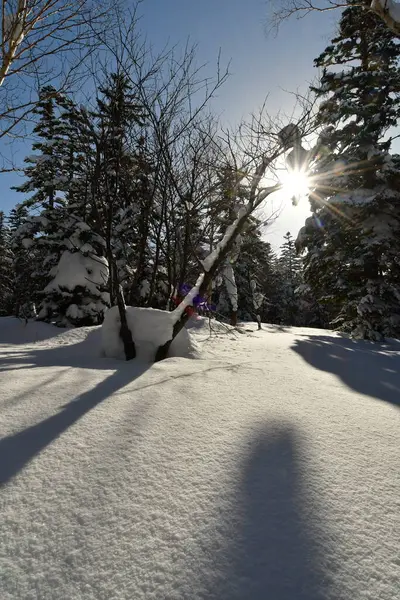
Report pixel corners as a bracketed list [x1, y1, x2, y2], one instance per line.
[234, 220, 275, 322]
[8, 205, 41, 318]
[13, 87, 70, 209]
[11, 87, 72, 317]
[92, 73, 147, 304]
[41, 217, 110, 327]
[0, 212, 13, 315]
[298, 0, 400, 339]
[12, 87, 111, 326]
[278, 232, 303, 325]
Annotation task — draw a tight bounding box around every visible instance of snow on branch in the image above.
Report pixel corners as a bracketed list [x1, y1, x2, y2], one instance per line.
[201, 206, 248, 272]
[172, 273, 205, 322]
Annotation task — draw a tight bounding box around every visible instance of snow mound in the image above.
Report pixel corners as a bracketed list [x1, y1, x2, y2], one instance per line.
[0, 317, 66, 345]
[101, 306, 199, 361]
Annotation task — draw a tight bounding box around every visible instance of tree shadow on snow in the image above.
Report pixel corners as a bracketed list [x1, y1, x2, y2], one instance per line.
[0, 328, 115, 371]
[265, 324, 292, 333]
[202, 425, 330, 600]
[0, 363, 149, 486]
[292, 334, 400, 408]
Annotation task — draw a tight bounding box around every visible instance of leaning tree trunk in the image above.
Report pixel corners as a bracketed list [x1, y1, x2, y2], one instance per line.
[154, 209, 252, 362]
[154, 143, 283, 362]
[107, 248, 136, 361]
[116, 284, 136, 361]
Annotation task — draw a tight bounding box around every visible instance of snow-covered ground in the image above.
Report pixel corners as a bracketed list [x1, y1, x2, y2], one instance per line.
[1, 316, 399, 600]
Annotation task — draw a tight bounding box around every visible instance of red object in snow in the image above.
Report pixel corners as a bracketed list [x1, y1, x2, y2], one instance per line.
[172, 296, 196, 317]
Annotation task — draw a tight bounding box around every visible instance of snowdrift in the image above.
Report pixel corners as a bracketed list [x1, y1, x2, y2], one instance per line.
[101, 306, 199, 361]
[1, 317, 399, 599]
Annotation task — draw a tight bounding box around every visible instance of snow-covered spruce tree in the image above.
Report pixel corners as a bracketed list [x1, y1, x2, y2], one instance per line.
[277, 232, 303, 325]
[12, 88, 110, 326]
[90, 72, 147, 358]
[12, 87, 72, 319]
[8, 205, 38, 317]
[57, 96, 95, 216]
[41, 217, 110, 326]
[13, 87, 70, 209]
[297, 1, 400, 340]
[0, 211, 13, 315]
[12, 205, 67, 322]
[36, 97, 112, 327]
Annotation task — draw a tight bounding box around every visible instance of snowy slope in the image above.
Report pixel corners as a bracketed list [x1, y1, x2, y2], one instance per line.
[0, 317, 399, 600]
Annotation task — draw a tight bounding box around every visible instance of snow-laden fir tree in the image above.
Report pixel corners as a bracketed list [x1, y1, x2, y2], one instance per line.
[13, 88, 110, 326]
[92, 73, 146, 304]
[8, 205, 38, 318]
[297, 0, 400, 339]
[0, 212, 13, 315]
[12, 87, 72, 316]
[41, 217, 110, 326]
[277, 232, 303, 325]
[13, 87, 70, 209]
[231, 217, 275, 323]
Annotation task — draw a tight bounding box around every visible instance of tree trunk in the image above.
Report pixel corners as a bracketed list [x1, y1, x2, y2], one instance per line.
[115, 276, 136, 361]
[154, 155, 281, 362]
[154, 210, 251, 361]
[107, 248, 136, 360]
[117, 294, 136, 360]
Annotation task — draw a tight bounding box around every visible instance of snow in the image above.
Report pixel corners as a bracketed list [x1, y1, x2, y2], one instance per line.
[172, 273, 204, 321]
[0, 317, 399, 600]
[101, 306, 199, 361]
[328, 189, 375, 206]
[45, 250, 109, 298]
[202, 208, 247, 272]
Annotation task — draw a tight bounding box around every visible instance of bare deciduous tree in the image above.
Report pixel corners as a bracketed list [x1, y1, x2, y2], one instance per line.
[0, 0, 113, 146]
[154, 103, 318, 361]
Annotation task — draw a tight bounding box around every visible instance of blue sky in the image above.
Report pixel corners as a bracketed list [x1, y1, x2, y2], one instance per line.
[0, 0, 338, 250]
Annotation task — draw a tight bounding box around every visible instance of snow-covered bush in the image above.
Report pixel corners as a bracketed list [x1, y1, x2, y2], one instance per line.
[101, 306, 199, 361]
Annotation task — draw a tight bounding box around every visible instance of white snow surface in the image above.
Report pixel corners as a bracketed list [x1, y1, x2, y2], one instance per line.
[0, 317, 399, 600]
[102, 306, 199, 361]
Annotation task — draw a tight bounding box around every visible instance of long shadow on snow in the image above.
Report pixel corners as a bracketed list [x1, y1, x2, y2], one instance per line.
[0, 363, 149, 485]
[203, 425, 329, 600]
[0, 329, 115, 371]
[292, 334, 400, 408]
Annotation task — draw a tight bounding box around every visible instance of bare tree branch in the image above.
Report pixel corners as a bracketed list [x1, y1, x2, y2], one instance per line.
[0, 0, 117, 143]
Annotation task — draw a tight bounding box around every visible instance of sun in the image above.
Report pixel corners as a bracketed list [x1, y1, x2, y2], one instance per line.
[280, 169, 311, 204]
